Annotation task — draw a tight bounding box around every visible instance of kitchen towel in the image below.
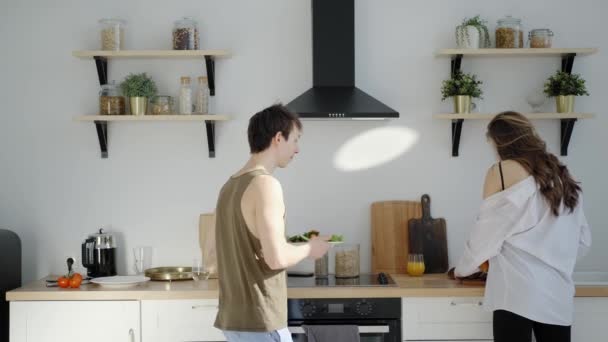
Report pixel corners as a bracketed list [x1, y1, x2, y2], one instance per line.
[303, 325, 360, 342]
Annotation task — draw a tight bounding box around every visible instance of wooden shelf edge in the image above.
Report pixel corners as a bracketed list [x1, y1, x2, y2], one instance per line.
[434, 113, 594, 120]
[72, 50, 231, 58]
[436, 48, 598, 57]
[74, 114, 231, 122]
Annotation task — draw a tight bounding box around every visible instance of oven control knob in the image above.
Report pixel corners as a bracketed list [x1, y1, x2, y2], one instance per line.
[355, 301, 373, 315]
[300, 302, 317, 317]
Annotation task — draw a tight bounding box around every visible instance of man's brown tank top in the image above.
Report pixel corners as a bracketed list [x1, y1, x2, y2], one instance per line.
[213, 169, 287, 332]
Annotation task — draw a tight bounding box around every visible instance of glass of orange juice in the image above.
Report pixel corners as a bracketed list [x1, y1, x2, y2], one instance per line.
[407, 253, 425, 276]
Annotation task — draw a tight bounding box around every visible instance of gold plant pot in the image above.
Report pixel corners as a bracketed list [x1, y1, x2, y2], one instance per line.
[130, 97, 148, 116]
[556, 95, 575, 113]
[453, 95, 472, 114]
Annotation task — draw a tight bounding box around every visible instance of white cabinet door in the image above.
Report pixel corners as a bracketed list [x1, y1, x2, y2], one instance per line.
[572, 298, 608, 342]
[141, 299, 225, 342]
[403, 297, 493, 341]
[10, 301, 140, 342]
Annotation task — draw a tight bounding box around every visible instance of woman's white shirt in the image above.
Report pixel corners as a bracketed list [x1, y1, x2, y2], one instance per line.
[455, 176, 591, 325]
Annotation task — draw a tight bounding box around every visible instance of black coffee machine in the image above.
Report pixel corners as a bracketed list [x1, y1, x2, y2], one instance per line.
[81, 228, 117, 278]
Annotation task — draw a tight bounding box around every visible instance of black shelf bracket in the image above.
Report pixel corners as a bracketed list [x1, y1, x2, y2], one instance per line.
[451, 54, 463, 77]
[205, 121, 216, 158]
[94, 56, 108, 85]
[560, 119, 577, 156]
[204, 56, 216, 96]
[561, 53, 576, 74]
[94, 121, 108, 158]
[451, 119, 464, 157]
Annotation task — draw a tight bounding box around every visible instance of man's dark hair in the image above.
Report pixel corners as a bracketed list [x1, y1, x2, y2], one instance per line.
[248, 104, 302, 153]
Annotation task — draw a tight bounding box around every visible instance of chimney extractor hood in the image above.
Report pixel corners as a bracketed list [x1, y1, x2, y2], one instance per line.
[286, 0, 398, 119]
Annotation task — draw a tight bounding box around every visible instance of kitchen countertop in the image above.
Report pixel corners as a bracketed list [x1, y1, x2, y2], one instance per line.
[7, 274, 608, 301]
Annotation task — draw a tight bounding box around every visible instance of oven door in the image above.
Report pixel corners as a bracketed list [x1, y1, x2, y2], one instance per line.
[288, 320, 401, 342]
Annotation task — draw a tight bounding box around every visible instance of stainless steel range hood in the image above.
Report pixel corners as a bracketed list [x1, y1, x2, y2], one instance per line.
[286, 0, 399, 120]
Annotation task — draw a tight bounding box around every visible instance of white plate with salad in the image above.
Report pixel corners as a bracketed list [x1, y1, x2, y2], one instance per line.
[287, 230, 344, 245]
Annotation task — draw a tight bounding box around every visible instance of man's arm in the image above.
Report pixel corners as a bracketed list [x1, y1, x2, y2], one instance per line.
[253, 175, 328, 270]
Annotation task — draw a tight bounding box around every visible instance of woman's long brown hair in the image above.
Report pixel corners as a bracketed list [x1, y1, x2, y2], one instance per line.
[487, 111, 581, 215]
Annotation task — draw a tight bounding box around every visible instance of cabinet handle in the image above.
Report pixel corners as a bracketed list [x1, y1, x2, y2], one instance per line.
[450, 300, 483, 306]
[129, 328, 135, 342]
[192, 304, 219, 309]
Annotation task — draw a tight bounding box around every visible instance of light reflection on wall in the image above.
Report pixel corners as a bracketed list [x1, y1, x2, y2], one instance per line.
[334, 126, 420, 172]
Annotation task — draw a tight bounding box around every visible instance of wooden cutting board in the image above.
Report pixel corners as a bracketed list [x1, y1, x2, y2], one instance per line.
[371, 201, 422, 274]
[408, 194, 449, 273]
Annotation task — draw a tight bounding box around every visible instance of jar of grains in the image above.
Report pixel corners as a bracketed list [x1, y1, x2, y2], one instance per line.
[99, 18, 126, 51]
[529, 29, 554, 48]
[334, 244, 360, 278]
[173, 17, 199, 50]
[99, 81, 125, 115]
[150, 95, 173, 115]
[496, 15, 523, 48]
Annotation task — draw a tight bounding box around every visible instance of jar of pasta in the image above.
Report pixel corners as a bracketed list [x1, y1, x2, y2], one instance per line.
[496, 15, 523, 48]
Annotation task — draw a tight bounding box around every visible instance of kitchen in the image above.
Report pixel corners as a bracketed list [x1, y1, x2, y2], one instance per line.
[1, 0, 607, 341]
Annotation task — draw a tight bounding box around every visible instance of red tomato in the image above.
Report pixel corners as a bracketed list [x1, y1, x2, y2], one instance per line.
[71, 273, 83, 282]
[69, 276, 82, 288]
[57, 277, 70, 288]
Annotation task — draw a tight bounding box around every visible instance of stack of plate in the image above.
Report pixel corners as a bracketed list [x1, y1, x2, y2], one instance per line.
[144, 266, 193, 281]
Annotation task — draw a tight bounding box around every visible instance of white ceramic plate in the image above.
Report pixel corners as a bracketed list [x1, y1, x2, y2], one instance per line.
[290, 241, 344, 246]
[91, 275, 150, 288]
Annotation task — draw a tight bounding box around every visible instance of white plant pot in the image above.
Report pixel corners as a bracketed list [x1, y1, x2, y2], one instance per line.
[456, 25, 481, 49]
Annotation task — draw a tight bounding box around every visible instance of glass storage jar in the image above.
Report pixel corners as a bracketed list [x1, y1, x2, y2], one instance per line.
[334, 244, 360, 278]
[99, 81, 125, 115]
[496, 15, 523, 48]
[529, 29, 554, 48]
[173, 17, 199, 50]
[314, 253, 328, 278]
[150, 95, 173, 115]
[99, 18, 126, 51]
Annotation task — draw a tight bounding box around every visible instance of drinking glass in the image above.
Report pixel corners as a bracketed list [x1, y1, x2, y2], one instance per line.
[133, 246, 152, 275]
[192, 257, 210, 281]
[407, 253, 425, 277]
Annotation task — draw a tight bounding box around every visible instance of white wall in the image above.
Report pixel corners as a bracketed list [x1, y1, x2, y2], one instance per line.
[1, 0, 606, 283]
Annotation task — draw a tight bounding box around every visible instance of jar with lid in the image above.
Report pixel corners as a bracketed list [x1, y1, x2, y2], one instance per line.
[150, 95, 173, 115]
[99, 81, 125, 115]
[496, 15, 523, 48]
[334, 244, 360, 278]
[529, 29, 554, 48]
[179, 77, 193, 114]
[314, 253, 328, 278]
[173, 17, 199, 50]
[99, 18, 126, 51]
[194, 76, 209, 114]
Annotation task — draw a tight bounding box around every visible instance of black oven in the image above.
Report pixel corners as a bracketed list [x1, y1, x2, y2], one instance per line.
[287, 298, 401, 342]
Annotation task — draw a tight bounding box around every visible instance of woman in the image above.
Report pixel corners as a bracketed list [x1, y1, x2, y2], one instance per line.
[455, 111, 591, 342]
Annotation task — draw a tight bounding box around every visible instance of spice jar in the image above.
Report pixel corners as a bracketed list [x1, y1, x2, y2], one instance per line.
[179, 77, 193, 114]
[173, 17, 199, 50]
[194, 76, 209, 114]
[334, 244, 360, 278]
[150, 96, 173, 115]
[99, 81, 125, 115]
[99, 19, 126, 51]
[529, 29, 553, 48]
[496, 15, 523, 48]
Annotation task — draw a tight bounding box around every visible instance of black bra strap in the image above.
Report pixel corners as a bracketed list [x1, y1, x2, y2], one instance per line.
[498, 162, 505, 191]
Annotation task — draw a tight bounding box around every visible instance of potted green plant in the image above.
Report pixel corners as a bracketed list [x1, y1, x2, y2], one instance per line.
[120, 73, 158, 115]
[441, 71, 483, 113]
[456, 15, 491, 49]
[543, 71, 589, 113]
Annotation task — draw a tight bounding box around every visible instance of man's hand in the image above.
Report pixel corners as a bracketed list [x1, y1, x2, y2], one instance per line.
[308, 236, 331, 259]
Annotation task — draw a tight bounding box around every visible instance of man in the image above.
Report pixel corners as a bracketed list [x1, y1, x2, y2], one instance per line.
[214, 104, 331, 341]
